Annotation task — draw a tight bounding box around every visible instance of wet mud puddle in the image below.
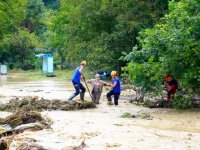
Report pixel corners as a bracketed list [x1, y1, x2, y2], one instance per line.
[0, 74, 200, 150]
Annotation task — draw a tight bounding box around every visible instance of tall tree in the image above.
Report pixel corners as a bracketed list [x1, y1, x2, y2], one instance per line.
[0, 0, 45, 68]
[43, 0, 60, 9]
[0, 29, 41, 66]
[49, 0, 168, 70]
[124, 0, 200, 91]
[23, 0, 48, 37]
[0, 0, 27, 39]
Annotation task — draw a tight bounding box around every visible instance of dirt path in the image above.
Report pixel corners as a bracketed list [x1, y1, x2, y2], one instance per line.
[0, 75, 200, 150]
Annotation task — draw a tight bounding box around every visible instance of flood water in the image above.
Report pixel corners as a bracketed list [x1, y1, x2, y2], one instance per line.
[0, 74, 200, 150]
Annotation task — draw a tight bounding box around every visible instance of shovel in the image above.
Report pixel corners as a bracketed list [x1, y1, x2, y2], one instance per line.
[83, 77, 94, 102]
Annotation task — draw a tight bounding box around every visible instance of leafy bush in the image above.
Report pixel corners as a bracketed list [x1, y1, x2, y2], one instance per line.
[172, 93, 192, 109]
[34, 59, 42, 69]
[8, 63, 14, 69]
[13, 62, 22, 69]
[124, 0, 200, 93]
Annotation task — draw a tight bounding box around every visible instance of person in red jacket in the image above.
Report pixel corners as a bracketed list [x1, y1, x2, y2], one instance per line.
[163, 73, 171, 88]
[166, 75, 178, 100]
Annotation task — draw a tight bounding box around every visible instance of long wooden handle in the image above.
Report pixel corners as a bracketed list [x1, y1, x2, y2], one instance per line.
[83, 78, 94, 102]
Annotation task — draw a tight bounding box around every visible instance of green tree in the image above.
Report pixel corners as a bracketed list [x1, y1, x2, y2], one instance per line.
[49, 0, 168, 70]
[23, 0, 48, 38]
[124, 0, 200, 91]
[0, 29, 42, 67]
[0, 0, 27, 40]
[43, 0, 60, 9]
[0, 0, 48, 68]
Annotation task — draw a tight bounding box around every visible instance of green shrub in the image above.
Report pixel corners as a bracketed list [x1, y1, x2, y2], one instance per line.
[172, 93, 192, 109]
[34, 59, 42, 69]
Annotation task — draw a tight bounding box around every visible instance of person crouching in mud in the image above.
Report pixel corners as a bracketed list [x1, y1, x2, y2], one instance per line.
[68, 61, 87, 101]
[166, 75, 178, 100]
[107, 71, 121, 106]
[87, 74, 109, 104]
[162, 73, 178, 101]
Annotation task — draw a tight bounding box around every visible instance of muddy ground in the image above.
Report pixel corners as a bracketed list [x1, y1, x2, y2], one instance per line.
[0, 74, 200, 150]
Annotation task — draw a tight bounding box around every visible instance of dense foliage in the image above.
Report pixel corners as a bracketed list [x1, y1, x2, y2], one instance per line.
[49, 0, 168, 70]
[0, 0, 48, 68]
[124, 0, 200, 92]
[0, 29, 41, 68]
[0, 0, 199, 94]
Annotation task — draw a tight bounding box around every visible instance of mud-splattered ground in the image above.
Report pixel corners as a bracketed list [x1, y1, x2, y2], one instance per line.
[0, 74, 200, 150]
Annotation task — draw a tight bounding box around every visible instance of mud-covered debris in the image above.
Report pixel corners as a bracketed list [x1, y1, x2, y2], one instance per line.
[14, 122, 46, 131]
[146, 99, 171, 108]
[61, 140, 87, 150]
[0, 139, 7, 150]
[121, 112, 153, 120]
[140, 112, 153, 120]
[121, 84, 134, 91]
[106, 143, 121, 148]
[0, 110, 44, 128]
[9, 140, 47, 150]
[1, 137, 46, 150]
[0, 97, 96, 112]
[0, 110, 49, 137]
[120, 94, 136, 101]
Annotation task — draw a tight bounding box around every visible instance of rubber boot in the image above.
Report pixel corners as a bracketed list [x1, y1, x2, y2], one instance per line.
[80, 92, 85, 101]
[68, 94, 76, 100]
[107, 97, 113, 105]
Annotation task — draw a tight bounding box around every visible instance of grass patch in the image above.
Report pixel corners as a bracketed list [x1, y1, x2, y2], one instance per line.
[121, 112, 132, 118]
